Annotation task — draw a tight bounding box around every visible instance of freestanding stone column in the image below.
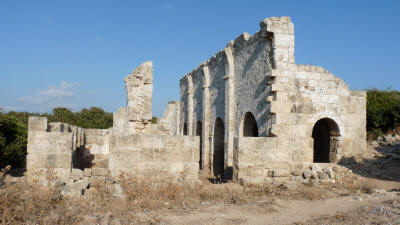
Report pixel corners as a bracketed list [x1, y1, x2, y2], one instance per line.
[124, 61, 153, 135]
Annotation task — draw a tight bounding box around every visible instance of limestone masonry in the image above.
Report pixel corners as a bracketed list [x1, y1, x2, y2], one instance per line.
[27, 17, 367, 186]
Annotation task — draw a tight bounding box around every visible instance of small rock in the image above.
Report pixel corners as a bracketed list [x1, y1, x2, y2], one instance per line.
[371, 189, 387, 194]
[310, 171, 319, 179]
[319, 173, 330, 181]
[310, 164, 322, 172]
[355, 196, 363, 201]
[303, 170, 313, 179]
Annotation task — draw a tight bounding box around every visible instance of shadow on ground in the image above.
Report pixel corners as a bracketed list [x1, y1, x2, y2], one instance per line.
[339, 145, 400, 183]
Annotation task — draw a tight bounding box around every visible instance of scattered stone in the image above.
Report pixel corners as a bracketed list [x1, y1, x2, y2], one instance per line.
[303, 170, 313, 179]
[310, 164, 322, 173]
[61, 179, 89, 197]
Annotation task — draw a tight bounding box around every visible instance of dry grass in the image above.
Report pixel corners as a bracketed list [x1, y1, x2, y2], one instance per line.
[0, 167, 372, 225]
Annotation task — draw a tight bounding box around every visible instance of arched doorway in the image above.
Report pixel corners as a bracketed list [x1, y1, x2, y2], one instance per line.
[213, 118, 225, 177]
[242, 112, 259, 137]
[196, 121, 203, 170]
[312, 118, 340, 163]
[183, 123, 188, 136]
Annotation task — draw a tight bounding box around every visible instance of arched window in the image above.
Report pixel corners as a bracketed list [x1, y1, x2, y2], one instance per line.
[242, 112, 258, 137]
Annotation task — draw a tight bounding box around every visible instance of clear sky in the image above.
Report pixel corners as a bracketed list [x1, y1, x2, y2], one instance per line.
[1, 0, 399, 117]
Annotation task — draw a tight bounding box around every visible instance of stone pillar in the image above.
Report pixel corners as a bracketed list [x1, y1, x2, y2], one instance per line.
[223, 45, 236, 178]
[202, 64, 211, 171]
[124, 61, 153, 135]
[186, 75, 194, 136]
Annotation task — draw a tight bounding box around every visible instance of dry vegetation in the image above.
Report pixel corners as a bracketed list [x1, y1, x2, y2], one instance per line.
[1, 165, 393, 225]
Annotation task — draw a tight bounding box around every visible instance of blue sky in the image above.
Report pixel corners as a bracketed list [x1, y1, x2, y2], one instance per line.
[1, 0, 399, 117]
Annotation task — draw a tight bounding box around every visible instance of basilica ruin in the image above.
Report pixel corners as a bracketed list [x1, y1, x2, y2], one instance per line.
[26, 17, 367, 185]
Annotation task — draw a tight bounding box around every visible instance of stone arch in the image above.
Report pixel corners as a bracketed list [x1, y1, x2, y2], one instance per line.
[312, 118, 340, 163]
[213, 117, 225, 177]
[196, 121, 203, 169]
[241, 112, 259, 137]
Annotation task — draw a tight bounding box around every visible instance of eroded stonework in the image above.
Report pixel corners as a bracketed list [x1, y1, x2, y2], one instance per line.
[26, 16, 367, 186]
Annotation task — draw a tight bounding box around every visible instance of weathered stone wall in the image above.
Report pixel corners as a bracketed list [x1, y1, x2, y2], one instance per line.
[192, 68, 204, 133]
[233, 32, 273, 137]
[179, 16, 367, 181]
[108, 135, 199, 181]
[125, 61, 153, 135]
[233, 137, 287, 183]
[78, 129, 110, 169]
[27, 117, 82, 182]
[113, 107, 129, 136]
[159, 101, 180, 136]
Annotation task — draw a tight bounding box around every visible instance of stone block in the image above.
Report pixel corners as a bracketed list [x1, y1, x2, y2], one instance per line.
[91, 168, 108, 177]
[28, 117, 48, 131]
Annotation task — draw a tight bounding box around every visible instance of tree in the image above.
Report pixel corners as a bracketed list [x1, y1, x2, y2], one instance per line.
[0, 113, 27, 168]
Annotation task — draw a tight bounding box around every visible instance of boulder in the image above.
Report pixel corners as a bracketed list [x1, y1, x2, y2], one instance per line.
[61, 179, 89, 198]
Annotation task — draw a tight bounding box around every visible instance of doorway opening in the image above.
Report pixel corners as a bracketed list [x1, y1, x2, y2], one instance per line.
[196, 121, 203, 169]
[312, 118, 340, 163]
[213, 117, 225, 177]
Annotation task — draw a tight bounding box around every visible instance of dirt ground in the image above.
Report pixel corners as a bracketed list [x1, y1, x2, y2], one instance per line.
[141, 144, 400, 225]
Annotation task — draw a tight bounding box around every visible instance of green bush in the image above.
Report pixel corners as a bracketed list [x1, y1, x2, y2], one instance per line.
[366, 88, 400, 138]
[0, 113, 27, 168]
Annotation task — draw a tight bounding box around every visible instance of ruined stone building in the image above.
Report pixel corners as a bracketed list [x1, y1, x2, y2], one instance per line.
[27, 17, 367, 184]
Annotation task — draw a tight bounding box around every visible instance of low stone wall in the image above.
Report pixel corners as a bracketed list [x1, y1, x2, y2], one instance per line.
[233, 137, 289, 183]
[109, 135, 199, 181]
[233, 137, 338, 184]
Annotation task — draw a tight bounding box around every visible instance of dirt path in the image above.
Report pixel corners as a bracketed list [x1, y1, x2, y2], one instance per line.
[159, 192, 399, 225]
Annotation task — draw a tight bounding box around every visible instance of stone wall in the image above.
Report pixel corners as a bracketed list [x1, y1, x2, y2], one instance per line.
[27, 117, 83, 182]
[109, 134, 199, 181]
[77, 129, 110, 169]
[159, 101, 180, 136]
[179, 16, 367, 181]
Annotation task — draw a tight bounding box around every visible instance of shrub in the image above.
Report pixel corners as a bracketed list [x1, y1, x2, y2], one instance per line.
[366, 88, 400, 138]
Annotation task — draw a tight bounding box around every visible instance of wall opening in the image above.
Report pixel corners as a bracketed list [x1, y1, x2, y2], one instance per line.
[242, 112, 259, 137]
[183, 123, 188, 136]
[196, 121, 203, 170]
[213, 117, 225, 177]
[312, 118, 340, 163]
